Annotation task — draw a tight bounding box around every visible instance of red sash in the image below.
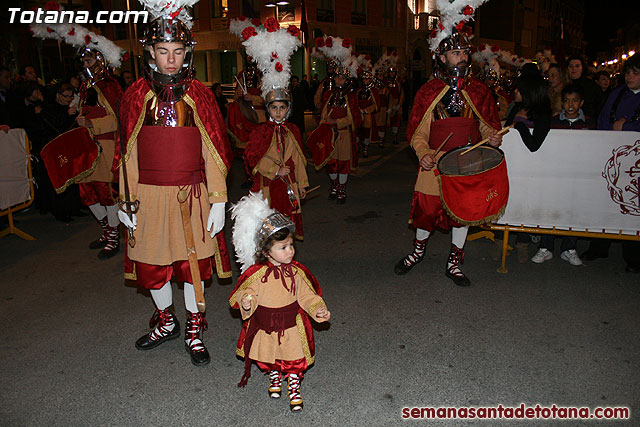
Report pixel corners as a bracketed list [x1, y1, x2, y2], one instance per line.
[429, 117, 481, 152]
[238, 301, 300, 387]
[137, 126, 203, 186]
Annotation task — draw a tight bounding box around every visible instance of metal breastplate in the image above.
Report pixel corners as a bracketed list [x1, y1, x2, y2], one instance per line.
[433, 87, 473, 120]
[328, 89, 347, 108]
[144, 97, 195, 127]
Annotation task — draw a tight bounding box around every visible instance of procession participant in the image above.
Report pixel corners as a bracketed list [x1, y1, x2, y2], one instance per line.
[312, 47, 337, 112]
[226, 18, 269, 189]
[242, 21, 309, 239]
[356, 54, 381, 158]
[385, 53, 404, 145]
[308, 36, 362, 204]
[30, 13, 126, 259]
[227, 18, 265, 157]
[393, 0, 502, 286]
[118, 0, 233, 366]
[372, 57, 389, 144]
[229, 192, 330, 412]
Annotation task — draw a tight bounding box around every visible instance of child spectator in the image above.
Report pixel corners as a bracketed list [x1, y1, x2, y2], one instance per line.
[532, 84, 595, 266]
[550, 85, 595, 130]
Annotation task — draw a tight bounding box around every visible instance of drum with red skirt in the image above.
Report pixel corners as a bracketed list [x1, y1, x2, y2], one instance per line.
[306, 123, 338, 170]
[435, 145, 509, 225]
[40, 127, 101, 194]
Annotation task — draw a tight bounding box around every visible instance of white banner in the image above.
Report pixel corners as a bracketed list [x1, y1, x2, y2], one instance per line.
[0, 128, 31, 210]
[497, 129, 640, 236]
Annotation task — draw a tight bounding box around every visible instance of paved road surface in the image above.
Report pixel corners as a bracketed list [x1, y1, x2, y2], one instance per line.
[1, 133, 638, 426]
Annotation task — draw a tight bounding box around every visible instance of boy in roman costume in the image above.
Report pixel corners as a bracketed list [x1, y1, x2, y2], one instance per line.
[241, 19, 309, 238]
[118, 0, 232, 366]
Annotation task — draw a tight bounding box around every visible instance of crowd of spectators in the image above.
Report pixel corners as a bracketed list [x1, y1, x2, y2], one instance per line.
[496, 54, 640, 272]
[0, 65, 139, 223]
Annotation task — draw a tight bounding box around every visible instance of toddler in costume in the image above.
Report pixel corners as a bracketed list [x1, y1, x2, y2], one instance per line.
[229, 192, 330, 412]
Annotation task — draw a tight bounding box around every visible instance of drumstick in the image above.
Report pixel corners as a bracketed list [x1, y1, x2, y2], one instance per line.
[305, 185, 320, 194]
[459, 125, 513, 156]
[432, 132, 454, 157]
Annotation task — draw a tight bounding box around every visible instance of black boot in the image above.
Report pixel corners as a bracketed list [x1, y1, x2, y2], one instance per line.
[394, 238, 427, 275]
[89, 217, 108, 249]
[98, 225, 120, 259]
[185, 311, 210, 366]
[336, 183, 347, 204]
[445, 245, 471, 287]
[328, 179, 338, 200]
[135, 308, 180, 350]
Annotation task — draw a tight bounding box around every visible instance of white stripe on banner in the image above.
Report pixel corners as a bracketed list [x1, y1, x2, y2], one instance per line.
[496, 129, 640, 236]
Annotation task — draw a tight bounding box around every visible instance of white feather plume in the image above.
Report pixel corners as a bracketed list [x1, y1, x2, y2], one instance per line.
[229, 17, 259, 38]
[231, 191, 276, 273]
[373, 49, 396, 73]
[30, 22, 125, 68]
[355, 53, 373, 74]
[429, 0, 490, 52]
[317, 35, 352, 65]
[472, 43, 531, 68]
[138, 0, 198, 29]
[242, 25, 302, 99]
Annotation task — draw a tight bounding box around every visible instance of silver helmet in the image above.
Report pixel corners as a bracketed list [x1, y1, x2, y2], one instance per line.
[435, 26, 472, 80]
[141, 17, 196, 103]
[77, 46, 108, 85]
[265, 87, 292, 121]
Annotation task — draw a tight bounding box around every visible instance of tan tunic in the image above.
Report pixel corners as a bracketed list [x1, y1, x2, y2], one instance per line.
[233, 266, 327, 364]
[374, 86, 388, 129]
[81, 85, 118, 183]
[254, 127, 309, 214]
[119, 93, 228, 265]
[320, 103, 355, 163]
[411, 87, 497, 196]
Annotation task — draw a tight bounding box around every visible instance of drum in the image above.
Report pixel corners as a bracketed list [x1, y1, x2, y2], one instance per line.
[306, 123, 338, 170]
[41, 127, 101, 194]
[435, 145, 509, 225]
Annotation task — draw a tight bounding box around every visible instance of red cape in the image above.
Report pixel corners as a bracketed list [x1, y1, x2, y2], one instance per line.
[118, 77, 233, 280]
[229, 260, 323, 362]
[407, 76, 501, 142]
[319, 91, 363, 168]
[226, 101, 259, 150]
[244, 121, 304, 172]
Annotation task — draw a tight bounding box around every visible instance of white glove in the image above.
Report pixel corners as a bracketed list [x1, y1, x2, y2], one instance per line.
[207, 202, 226, 237]
[117, 209, 137, 231]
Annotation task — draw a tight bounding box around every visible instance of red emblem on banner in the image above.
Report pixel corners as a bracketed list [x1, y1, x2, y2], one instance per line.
[603, 140, 640, 216]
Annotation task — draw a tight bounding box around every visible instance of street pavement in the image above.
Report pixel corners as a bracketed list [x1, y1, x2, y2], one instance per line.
[1, 130, 639, 427]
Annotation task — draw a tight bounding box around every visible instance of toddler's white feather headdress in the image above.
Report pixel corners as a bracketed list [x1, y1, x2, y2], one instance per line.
[231, 192, 295, 273]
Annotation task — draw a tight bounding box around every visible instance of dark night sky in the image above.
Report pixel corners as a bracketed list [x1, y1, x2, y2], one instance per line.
[583, 2, 636, 59]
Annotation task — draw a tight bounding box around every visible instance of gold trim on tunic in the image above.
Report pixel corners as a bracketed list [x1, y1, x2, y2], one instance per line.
[183, 94, 228, 178]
